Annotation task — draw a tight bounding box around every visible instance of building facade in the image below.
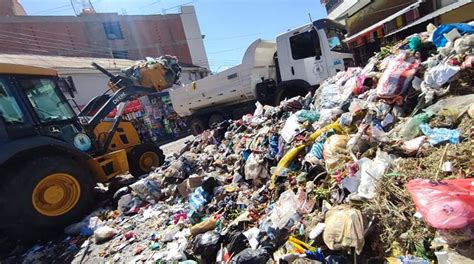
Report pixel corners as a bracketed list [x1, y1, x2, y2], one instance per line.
[321, 0, 474, 64]
[0, 1, 209, 70]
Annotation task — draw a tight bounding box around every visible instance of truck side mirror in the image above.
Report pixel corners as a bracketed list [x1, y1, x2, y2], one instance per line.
[57, 76, 76, 98]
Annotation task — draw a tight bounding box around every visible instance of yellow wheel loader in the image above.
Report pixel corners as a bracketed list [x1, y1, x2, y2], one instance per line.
[0, 57, 181, 241]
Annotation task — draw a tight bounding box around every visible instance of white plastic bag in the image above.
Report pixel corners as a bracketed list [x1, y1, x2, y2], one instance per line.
[357, 150, 394, 199]
[280, 113, 304, 143]
[244, 153, 269, 181]
[423, 64, 460, 88]
[270, 190, 300, 229]
[253, 101, 264, 117]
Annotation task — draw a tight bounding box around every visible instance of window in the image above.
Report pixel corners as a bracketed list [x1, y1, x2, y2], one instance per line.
[290, 30, 322, 60]
[438, 0, 457, 7]
[112, 50, 129, 59]
[18, 78, 76, 123]
[324, 0, 343, 14]
[0, 78, 24, 124]
[325, 26, 351, 53]
[103, 22, 124, 40]
[227, 73, 238, 80]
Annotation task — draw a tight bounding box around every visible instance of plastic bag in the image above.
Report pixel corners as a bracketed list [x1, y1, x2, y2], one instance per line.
[419, 123, 460, 145]
[423, 64, 460, 88]
[229, 248, 270, 264]
[192, 231, 221, 259]
[130, 178, 162, 202]
[423, 94, 474, 116]
[253, 101, 264, 117]
[376, 52, 420, 98]
[295, 110, 320, 123]
[397, 113, 432, 140]
[357, 150, 394, 199]
[406, 178, 474, 229]
[280, 113, 304, 143]
[244, 153, 269, 181]
[401, 136, 426, 156]
[432, 23, 474, 48]
[454, 34, 474, 55]
[323, 205, 364, 254]
[323, 135, 349, 168]
[270, 190, 300, 229]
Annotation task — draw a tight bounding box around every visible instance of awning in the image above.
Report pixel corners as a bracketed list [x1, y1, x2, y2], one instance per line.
[107, 99, 142, 117]
[384, 0, 472, 37]
[344, 0, 424, 43]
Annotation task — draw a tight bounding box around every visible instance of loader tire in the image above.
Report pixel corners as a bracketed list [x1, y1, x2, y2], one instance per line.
[128, 143, 165, 178]
[189, 117, 207, 136]
[0, 156, 95, 242]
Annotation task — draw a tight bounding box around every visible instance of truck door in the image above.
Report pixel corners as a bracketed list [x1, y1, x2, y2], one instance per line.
[284, 29, 329, 86]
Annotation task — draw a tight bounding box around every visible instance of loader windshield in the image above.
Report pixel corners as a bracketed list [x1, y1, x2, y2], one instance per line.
[18, 78, 76, 123]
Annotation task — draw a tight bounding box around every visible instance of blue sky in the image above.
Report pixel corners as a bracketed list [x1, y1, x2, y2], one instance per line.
[20, 0, 328, 72]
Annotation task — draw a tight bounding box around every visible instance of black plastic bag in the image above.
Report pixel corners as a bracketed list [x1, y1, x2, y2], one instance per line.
[191, 231, 221, 261]
[228, 248, 270, 264]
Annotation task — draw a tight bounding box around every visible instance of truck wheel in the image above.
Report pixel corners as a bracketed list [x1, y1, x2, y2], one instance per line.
[0, 156, 95, 242]
[208, 113, 225, 127]
[128, 143, 165, 177]
[189, 117, 207, 136]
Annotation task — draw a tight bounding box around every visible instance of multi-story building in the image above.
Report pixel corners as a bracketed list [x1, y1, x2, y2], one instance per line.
[0, 1, 209, 70]
[321, 0, 474, 64]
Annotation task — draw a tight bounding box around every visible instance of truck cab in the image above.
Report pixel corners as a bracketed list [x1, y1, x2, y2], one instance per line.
[276, 19, 354, 88]
[169, 19, 353, 135]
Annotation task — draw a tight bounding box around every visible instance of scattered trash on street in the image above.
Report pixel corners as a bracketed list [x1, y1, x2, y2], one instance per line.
[3, 22, 474, 264]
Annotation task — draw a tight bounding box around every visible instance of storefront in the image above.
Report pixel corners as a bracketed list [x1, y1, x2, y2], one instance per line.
[343, 0, 473, 65]
[107, 92, 189, 143]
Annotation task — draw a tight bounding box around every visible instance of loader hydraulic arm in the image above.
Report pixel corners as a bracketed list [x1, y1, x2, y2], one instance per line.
[82, 59, 181, 153]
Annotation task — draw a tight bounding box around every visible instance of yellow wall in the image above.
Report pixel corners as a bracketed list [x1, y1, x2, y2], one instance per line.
[439, 3, 474, 24]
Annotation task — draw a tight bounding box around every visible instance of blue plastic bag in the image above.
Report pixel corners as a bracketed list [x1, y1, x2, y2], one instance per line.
[419, 123, 460, 145]
[432, 23, 474, 48]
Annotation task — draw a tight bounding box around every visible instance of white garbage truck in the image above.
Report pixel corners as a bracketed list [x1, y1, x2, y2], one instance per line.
[169, 19, 354, 135]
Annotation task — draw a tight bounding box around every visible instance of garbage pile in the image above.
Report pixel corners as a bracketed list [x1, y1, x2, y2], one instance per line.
[10, 23, 474, 264]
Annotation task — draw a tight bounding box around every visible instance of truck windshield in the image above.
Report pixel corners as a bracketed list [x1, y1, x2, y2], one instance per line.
[324, 26, 351, 53]
[18, 78, 76, 123]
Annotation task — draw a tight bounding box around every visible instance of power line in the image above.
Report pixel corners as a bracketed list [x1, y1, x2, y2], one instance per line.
[207, 47, 247, 54]
[29, 4, 72, 15]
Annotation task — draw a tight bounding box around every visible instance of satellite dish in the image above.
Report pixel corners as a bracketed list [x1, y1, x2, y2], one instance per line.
[70, 0, 96, 15]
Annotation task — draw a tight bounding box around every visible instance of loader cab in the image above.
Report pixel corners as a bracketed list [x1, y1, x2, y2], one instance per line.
[0, 64, 92, 152]
[276, 19, 353, 87]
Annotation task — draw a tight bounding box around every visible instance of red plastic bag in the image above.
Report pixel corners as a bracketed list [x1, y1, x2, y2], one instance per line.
[406, 178, 474, 229]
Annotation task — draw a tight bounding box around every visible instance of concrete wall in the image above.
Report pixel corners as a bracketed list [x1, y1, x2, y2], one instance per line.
[180, 6, 209, 69]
